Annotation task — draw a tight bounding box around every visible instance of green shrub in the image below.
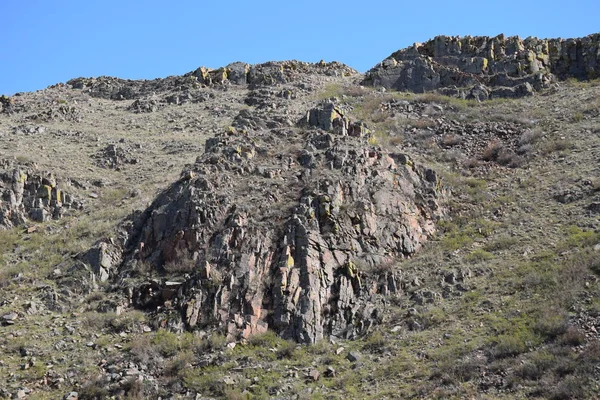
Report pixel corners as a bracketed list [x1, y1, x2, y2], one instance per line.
[492, 334, 528, 358]
[152, 329, 181, 357]
[83, 311, 117, 330]
[559, 326, 585, 346]
[317, 83, 343, 100]
[79, 377, 110, 399]
[484, 235, 518, 252]
[465, 249, 493, 263]
[550, 375, 586, 400]
[111, 310, 147, 332]
[441, 230, 474, 251]
[362, 330, 387, 353]
[564, 226, 600, 248]
[542, 138, 573, 154]
[183, 366, 226, 396]
[247, 330, 282, 348]
[196, 333, 227, 352]
[533, 312, 568, 341]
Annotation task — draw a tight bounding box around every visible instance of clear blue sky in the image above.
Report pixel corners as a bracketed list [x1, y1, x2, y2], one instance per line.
[1, 0, 598, 95]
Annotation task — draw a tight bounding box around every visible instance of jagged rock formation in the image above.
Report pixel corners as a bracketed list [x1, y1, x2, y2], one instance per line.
[94, 144, 140, 170]
[65, 60, 357, 106]
[104, 96, 445, 343]
[0, 159, 80, 229]
[364, 33, 600, 99]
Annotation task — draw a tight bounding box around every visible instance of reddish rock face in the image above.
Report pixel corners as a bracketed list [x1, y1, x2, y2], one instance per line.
[116, 100, 446, 343]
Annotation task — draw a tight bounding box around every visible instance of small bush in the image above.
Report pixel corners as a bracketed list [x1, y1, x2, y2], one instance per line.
[465, 249, 493, 263]
[247, 331, 282, 348]
[127, 335, 159, 366]
[542, 138, 573, 154]
[120, 378, 145, 399]
[496, 149, 525, 168]
[197, 333, 227, 352]
[276, 340, 299, 360]
[79, 377, 110, 400]
[518, 129, 543, 146]
[441, 231, 474, 251]
[152, 329, 181, 357]
[452, 357, 482, 382]
[83, 311, 117, 330]
[111, 310, 147, 332]
[317, 83, 343, 100]
[516, 143, 534, 155]
[165, 350, 194, 377]
[164, 255, 197, 273]
[441, 134, 462, 147]
[363, 330, 387, 353]
[492, 334, 528, 358]
[564, 226, 600, 248]
[183, 366, 226, 397]
[533, 312, 568, 341]
[560, 326, 585, 346]
[550, 375, 586, 400]
[342, 85, 370, 98]
[481, 140, 505, 161]
[484, 235, 518, 252]
[515, 362, 544, 380]
[463, 158, 482, 169]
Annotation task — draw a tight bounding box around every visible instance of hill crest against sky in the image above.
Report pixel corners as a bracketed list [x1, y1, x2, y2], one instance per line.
[1, 0, 599, 95]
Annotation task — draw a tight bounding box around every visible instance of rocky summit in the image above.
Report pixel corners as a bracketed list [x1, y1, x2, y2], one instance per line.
[365, 33, 600, 100]
[1, 34, 600, 399]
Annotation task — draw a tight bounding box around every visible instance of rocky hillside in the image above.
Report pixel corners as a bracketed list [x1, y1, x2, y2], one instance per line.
[0, 33, 600, 399]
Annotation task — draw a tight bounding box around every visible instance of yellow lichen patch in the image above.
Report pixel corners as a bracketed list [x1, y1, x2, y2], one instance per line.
[37, 185, 52, 199]
[345, 261, 357, 278]
[182, 170, 195, 180]
[52, 188, 62, 203]
[200, 66, 210, 81]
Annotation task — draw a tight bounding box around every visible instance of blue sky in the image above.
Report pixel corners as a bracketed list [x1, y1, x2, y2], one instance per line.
[1, 0, 599, 95]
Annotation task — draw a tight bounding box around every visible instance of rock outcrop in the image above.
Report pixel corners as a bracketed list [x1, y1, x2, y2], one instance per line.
[94, 144, 140, 170]
[0, 159, 80, 229]
[107, 99, 445, 343]
[364, 33, 600, 99]
[66, 60, 357, 102]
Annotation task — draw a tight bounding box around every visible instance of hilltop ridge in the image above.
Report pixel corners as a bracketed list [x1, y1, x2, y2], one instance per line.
[365, 33, 600, 99]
